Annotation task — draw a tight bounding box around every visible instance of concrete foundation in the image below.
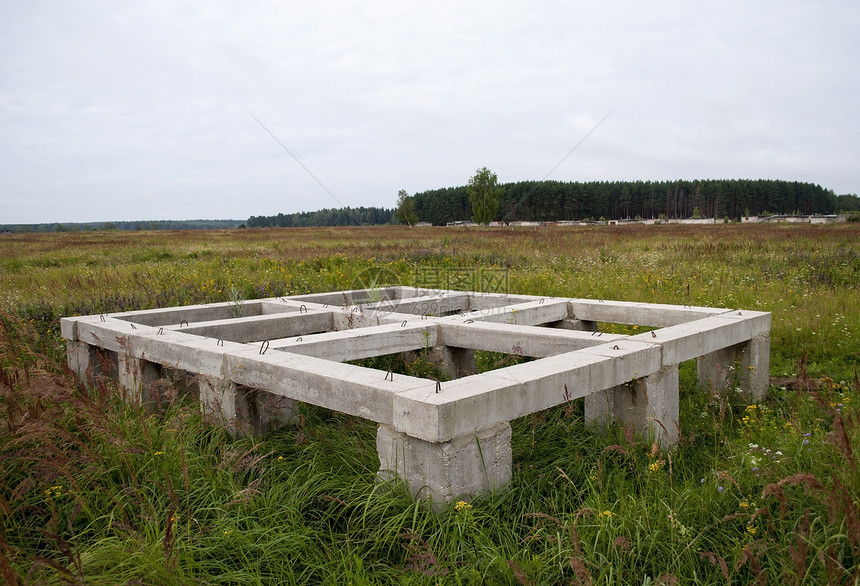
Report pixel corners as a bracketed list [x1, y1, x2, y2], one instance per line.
[62, 288, 771, 507]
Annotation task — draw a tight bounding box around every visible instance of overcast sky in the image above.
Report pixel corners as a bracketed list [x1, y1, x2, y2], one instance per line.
[2, 1, 858, 224]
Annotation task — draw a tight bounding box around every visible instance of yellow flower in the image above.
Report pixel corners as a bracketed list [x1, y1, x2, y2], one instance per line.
[739, 501, 749, 509]
[648, 460, 664, 472]
[454, 500, 472, 512]
[746, 524, 757, 535]
[601, 510, 612, 517]
[745, 404, 758, 412]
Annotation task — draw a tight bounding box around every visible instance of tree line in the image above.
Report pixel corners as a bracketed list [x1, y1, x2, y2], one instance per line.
[247, 206, 394, 228]
[412, 179, 849, 225]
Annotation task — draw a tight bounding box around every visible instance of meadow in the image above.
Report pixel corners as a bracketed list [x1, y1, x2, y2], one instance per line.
[0, 223, 858, 584]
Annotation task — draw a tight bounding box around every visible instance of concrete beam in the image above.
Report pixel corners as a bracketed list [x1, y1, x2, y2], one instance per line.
[168, 311, 333, 343]
[628, 310, 771, 366]
[569, 299, 729, 327]
[439, 321, 625, 357]
[110, 301, 268, 326]
[385, 294, 470, 317]
[226, 348, 425, 425]
[289, 287, 401, 306]
[464, 299, 570, 326]
[393, 340, 661, 443]
[269, 322, 438, 362]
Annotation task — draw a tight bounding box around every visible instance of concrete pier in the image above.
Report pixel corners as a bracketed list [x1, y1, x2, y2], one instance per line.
[61, 288, 771, 507]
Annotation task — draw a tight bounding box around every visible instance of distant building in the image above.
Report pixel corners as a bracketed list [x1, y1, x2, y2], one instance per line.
[742, 214, 846, 224]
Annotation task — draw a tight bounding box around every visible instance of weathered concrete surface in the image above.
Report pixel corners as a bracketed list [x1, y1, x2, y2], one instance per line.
[392, 340, 662, 443]
[268, 321, 437, 361]
[697, 333, 770, 398]
[585, 364, 680, 445]
[439, 321, 624, 357]
[225, 347, 425, 425]
[377, 421, 511, 506]
[569, 300, 730, 327]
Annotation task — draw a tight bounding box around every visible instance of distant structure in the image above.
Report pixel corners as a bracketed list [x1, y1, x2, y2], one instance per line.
[741, 214, 847, 224]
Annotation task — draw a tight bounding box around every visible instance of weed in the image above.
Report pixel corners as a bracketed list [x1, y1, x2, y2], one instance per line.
[0, 224, 858, 582]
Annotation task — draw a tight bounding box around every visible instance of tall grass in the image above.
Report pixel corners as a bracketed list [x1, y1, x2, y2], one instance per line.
[1, 224, 858, 583]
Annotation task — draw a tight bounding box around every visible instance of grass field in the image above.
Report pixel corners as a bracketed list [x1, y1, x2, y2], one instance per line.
[1, 224, 858, 584]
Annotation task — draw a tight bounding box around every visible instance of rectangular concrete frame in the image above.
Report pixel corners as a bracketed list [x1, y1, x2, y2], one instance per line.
[61, 288, 770, 506]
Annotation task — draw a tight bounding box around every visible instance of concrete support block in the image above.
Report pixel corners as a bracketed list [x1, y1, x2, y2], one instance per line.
[585, 364, 679, 445]
[117, 352, 161, 407]
[234, 387, 298, 436]
[550, 319, 599, 332]
[697, 333, 769, 399]
[117, 352, 143, 405]
[376, 421, 512, 506]
[66, 340, 92, 383]
[742, 333, 770, 400]
[199, 376, 237, 425]
[199, 379, 297, 436]
[400, 346, 476, 380]
[584, 385, 621, 429]
[429, 345, 476, 379]
[697, 345, 738, 393]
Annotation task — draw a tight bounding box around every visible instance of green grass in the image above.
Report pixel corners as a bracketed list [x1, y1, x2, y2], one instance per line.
[1, 224, 859, 583]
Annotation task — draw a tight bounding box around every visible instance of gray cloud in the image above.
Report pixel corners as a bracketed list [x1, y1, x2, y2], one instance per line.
[1, 0, 858, 223]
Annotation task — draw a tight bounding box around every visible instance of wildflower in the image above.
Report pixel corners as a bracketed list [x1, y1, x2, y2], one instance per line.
[454, 500, 472, 512]
[601, 510, 612, 517]
[717, 486, 724, 493]
[746, 524, 757, 535]
[277, 456, 284, 461]
[153, 451, 164, 456]
[739, 501, 749, 509]
[648, 461, 664, 472]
